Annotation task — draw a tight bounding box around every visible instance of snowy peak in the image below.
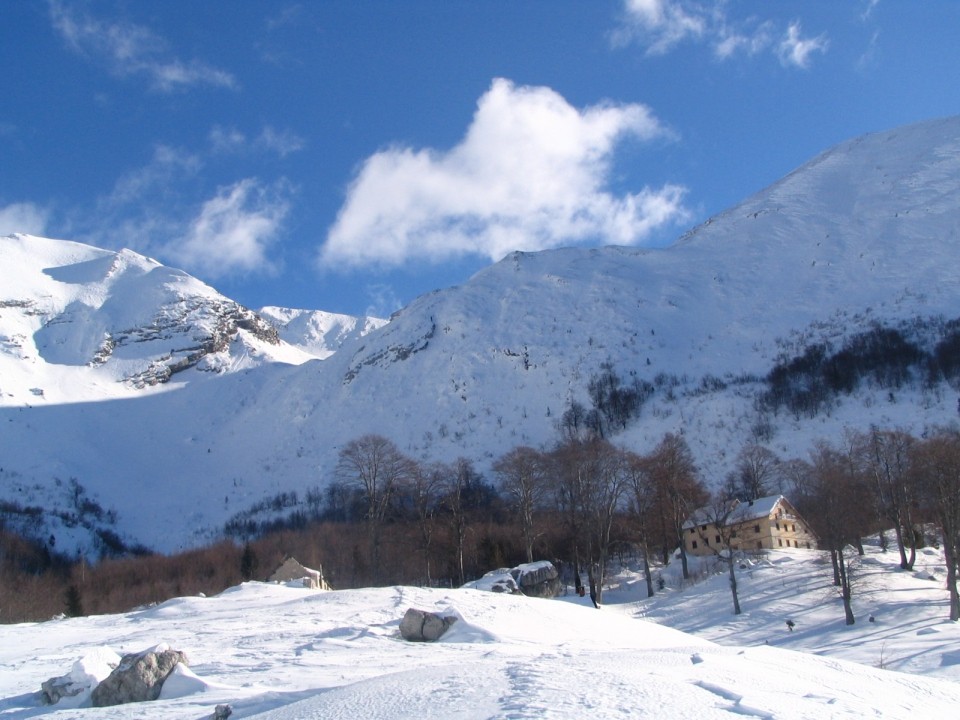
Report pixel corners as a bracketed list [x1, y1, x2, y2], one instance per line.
[258, 306, 387, 360]
[0, 234, 305, 404]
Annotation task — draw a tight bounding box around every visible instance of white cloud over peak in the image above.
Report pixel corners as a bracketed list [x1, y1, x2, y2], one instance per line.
[167, 179, 290, 279]
[320, 79, 687, 269]
[0, 202, 50, 236]
[104, 145, 203, 208]
[615, 0, 828, 68]
[48, 1, 236, 92]
[778, 22, 830, 69]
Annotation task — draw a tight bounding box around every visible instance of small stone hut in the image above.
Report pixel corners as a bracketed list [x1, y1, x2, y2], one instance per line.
[267, 556, 330, 590]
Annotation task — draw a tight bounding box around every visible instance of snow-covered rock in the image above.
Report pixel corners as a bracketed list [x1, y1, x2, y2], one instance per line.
[90, 644, 188, 707]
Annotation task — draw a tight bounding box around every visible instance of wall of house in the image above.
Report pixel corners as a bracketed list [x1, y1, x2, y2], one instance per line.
[684, 508, 816, 557]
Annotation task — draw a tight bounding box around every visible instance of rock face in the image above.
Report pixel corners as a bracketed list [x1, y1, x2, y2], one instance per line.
[90, 646, 187, 707]
[399, 608, 458, 642]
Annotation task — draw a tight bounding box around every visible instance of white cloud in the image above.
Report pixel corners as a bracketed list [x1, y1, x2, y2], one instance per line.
[320, 79, 688, 269]
[104, 145, 202, 208]
[209, 126, 305, 158]
[257, 127, 305, 158]
[778, 22, 829, 69]
[0, 202, 49, 236]
[861, 0, 882, 21]
[614, 1, 828, 68]
[614, 0, 706, 54]
[209, 126, 248, 154]
[364, 284, 402, 320]
[48, 1, 236, 92]
[167, 180, 290, 278]
[713, 21, 774, 60]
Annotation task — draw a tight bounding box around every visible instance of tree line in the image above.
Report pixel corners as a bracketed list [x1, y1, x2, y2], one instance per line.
[328, 422, 960, 622]
[4, 423, 960, 624]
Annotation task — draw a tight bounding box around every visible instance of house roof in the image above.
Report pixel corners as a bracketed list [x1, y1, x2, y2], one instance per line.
[682, 494, 786, 530]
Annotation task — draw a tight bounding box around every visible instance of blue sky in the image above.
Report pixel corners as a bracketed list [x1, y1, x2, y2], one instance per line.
[1, 1, 958, 318]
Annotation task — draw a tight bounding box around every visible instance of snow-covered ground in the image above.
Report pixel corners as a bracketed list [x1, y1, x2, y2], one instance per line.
[2, 540, 959, 718]
[609, 536, 960, 683]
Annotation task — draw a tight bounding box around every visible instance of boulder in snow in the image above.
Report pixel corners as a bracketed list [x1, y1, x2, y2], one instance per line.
[39, 647, 121, 706]
[399, 608, 458, 642]
[511, 561, 560, 598]
[464, 568, 520, 594]
[90, 644, 188, 707]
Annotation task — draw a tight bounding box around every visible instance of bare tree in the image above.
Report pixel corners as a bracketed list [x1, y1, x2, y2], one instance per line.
[438, 458, 490, 587]
[910, 429, 960, 621]
[335, 434, 412, 584]
[692, 488, 743, 615]
[407, 460, 444, 586]
[728, 444, 782, 501]
[579, 441, 628, 605]
[493, 446, 548, 563]
[624, 450, 658, 597]
[807, 441, 869, 625]
[856, 427, 919, 569]
[548, 438, 627, 604]
[643, 433, 707, 580]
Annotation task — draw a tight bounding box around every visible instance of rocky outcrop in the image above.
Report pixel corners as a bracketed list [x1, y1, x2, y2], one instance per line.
[512, 561, 561, 598]
[466, 561, 560, 597]
[399, 608, 458, 642]
[124, 300, 280, 387]
[90, 646, 187, 707]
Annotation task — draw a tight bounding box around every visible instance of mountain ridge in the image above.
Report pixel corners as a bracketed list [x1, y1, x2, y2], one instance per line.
[2, 115, 960, 555]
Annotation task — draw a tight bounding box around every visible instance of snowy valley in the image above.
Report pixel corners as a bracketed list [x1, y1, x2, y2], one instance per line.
[2, 540, 959, 718]
[2, 115, 960, 556]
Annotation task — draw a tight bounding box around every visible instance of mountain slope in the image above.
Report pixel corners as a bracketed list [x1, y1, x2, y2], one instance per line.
[3, 116, 960, 554]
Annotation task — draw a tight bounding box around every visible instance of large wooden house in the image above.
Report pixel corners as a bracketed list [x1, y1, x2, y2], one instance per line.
[682, 495, 817, 557]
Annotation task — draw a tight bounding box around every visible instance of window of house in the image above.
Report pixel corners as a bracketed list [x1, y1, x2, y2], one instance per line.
[704, 537, 710, 546]
[731, 530, 737, 538]
[754, 524, 760, 533]
[775, 522, 780, 530]
[792, 524, 796, 532]
[778, 539, 783, 546]
[692, 540, 698, 549]
[756, 541, 762, 549]
[715, 535, 721, 543]
[701, 525, 707, 531]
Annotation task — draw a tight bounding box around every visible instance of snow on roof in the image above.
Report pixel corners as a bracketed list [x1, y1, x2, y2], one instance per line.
[683, 494, 786, 529]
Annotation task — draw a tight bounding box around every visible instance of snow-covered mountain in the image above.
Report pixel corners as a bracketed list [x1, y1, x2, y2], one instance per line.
[3, 116, 960, 555]
[0, 234, 319, 405]
[257, 306, 387, 360]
